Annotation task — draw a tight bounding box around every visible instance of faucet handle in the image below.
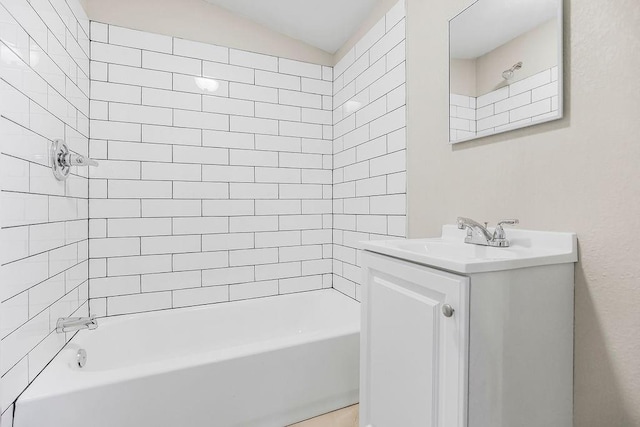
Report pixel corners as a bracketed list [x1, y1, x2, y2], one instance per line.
[494, 219, 519, 241]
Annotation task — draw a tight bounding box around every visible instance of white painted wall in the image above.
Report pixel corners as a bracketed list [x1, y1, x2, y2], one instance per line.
[0, 0, 90, 417]
[407, 0, 640, 425]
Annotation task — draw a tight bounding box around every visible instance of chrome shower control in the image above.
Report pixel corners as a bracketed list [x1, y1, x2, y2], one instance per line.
[51, 139, 99, 181]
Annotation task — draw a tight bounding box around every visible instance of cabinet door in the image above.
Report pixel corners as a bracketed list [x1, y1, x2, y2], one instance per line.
[360, 252, 469, 427]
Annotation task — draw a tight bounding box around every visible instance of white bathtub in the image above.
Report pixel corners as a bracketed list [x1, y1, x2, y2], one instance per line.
[15, 289, 360, 427]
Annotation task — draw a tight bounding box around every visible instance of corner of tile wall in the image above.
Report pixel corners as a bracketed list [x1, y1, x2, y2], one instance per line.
[332, 0, 407, 301]
[0, 0, 90, 411]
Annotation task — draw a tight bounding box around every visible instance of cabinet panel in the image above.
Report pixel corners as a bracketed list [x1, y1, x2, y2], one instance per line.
[360, 252, 469, 427]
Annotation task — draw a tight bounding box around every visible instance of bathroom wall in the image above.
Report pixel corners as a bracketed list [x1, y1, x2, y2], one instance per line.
[406, 0, 640, 425]
[81, 0, 332, 66]
[88, 23, 333, 316]
[332, 1, 407, 300]
[0, 0, 90, 417]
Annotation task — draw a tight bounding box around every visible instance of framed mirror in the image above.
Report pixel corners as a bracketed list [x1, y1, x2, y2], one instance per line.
[449, 0, 563, 143]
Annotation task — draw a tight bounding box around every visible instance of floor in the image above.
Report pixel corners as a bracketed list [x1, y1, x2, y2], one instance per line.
[288, 405, 359, 427]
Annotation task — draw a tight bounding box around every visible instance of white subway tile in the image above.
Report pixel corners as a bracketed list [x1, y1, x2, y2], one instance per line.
[279, 275, 322, 294]
[279, 121, 323, 139]
[255, 70, 300, 90]
[141, 270, 201, 292]
[202, 164, 254, 182]
[255, 102, 300, 121]
[108, 64, 172, 90]
[203, 61, 254, 84]
[494, 91, 532, 114]
[203, 130, 254, 149]
[142, 51, 201, 75]
[91, 81, 141, 104]
[109, 103, 172, 126]
[108, 25, 172, 53]
[90, 237, 140, 258]
[230, 116, 277, 135]
[174, 74, 229, 96]
[107, 291, 172, 315]
[108, 218, 172, 237]
[279, 215, 322, 231]
[278, 58, 321, 79]
[143, 125, 201, 146]
[229, 149, 278, 167]
[174, 109, 229, 131]
[89, 276, 140, 298]
[173, 181, 229, 199]
[202, 199, 254, 216]
[229, 280, 277, 301]
[202, 266, 254, 286]
[255, 262, 300, 281]
[141, 235, 201, 255]
[278, 89, 322, 108]
[141, 162, 200, 181]
[202, 95, 254, 116]
[202, 233, 254, 251]
[108, 141, 172, 162]
[229, 248, 278, 266]
[173, 38, 228, 63]
[255, 200, 301, 215]
[142, 87, 201, 111]
[255, 231, 300, 248]
[108, 254, 171, 276]
[172, 217, 228, 235]
[142, 200, 201, 217]
[370, 106, 406, 139]
[91, 42, 141, 67]
[173, 286, 228, 308]
[229, 183, 278, 199]
[509, 98, 552, 122]
[230, 49, 277, 71]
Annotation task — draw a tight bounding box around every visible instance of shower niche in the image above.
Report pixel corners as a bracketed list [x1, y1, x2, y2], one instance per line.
[448, 0, 563, 143]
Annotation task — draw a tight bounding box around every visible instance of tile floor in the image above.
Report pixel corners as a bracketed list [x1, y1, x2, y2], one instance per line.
[288, 404, 359, 427]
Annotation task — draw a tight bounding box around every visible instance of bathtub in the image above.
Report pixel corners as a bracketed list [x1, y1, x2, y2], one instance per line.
[14, 289, 360, 427]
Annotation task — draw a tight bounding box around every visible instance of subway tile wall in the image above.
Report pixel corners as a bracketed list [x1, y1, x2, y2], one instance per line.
[0, 0, 90, 415]
[450, 67, 560, 142]
[88, 23, 335, 317]
[332, 1, 407, 301]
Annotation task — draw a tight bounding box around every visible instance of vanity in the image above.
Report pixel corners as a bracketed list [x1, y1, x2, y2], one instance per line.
[359, 222, 577, 427]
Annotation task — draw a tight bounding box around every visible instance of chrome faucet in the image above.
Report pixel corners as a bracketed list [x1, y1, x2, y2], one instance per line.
[456, 217, 519, 247]
[56, 316, 98, 334]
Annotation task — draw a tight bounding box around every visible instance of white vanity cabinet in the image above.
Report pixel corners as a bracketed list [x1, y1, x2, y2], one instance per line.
[359, 226, 576, 427]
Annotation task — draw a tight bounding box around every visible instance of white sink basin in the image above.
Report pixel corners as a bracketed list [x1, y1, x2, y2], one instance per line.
[360, 225, 577, 273]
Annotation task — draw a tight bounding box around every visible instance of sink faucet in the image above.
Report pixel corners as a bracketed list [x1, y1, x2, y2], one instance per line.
[456, 217, 519, 247]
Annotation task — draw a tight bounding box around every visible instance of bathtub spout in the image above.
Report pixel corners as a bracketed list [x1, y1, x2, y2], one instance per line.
[56, 316, 98, 334]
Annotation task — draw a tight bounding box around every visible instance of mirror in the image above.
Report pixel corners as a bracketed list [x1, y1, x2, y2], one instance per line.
[449, 0, 563, 143]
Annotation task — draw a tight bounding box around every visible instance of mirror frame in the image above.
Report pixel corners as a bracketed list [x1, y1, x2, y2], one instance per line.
[448, 0, 564, 144]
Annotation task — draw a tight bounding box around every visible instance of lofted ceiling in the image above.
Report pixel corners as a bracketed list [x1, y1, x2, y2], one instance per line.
[203, 0, 378, 53]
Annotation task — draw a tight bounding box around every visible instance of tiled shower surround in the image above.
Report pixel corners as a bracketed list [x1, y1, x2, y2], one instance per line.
[87, 23, 336, 316]
[0, 0, 406, 415]
[0, 0, 90, 416]
[332, 2, 407, 300]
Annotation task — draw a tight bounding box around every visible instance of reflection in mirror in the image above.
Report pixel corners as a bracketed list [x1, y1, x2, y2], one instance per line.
[449, 0, 563, 143]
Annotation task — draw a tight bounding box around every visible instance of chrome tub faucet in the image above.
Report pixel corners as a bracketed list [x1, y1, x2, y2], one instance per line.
[56, 316, 98, 334]
[456, 217, 519, 247]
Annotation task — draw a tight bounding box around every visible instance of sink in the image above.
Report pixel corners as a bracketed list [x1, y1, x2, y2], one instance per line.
[360, 225, 577, 273]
